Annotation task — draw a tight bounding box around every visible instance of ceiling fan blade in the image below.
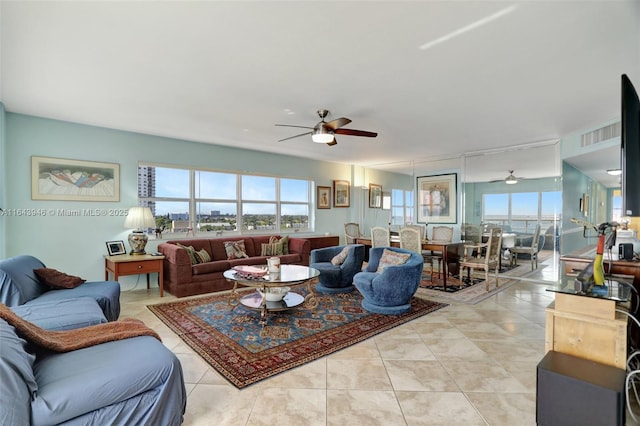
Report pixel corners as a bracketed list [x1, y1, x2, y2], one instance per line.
[278, 131, 312, 142]
[275, 124, 314, 130]
[327, 137, 337, 146]
[325, 117, 351, 130]
[334, 128, 378, 138]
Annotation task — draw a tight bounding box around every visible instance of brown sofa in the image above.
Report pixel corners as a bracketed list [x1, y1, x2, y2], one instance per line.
[157, 235, 310, 297]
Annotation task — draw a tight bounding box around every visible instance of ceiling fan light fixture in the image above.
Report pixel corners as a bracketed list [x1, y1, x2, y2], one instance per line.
[505, 174, 518, 184]
[607, 168, 622, 176]
[311, 128, 334, 143]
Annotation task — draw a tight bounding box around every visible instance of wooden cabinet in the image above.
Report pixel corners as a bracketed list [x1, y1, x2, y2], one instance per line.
[305, 235, 340, 251]
[545, 291, 627, 369]
[105, 254, 165, 297]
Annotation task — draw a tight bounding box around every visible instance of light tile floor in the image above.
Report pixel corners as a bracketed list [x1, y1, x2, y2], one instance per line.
[118, 257, 636, 425]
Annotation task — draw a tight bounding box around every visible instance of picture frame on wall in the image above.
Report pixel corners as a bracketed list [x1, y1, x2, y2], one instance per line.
[333, 180, 350, 208]
[317, 186, 331, 209]
[106, 240, 126, 256]
[369, 183, 382, 208]
[31, 156, 120, 202]
[417, 173, 457, 223]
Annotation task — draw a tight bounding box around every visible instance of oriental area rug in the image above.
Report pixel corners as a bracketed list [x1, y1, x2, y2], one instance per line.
[148, 289, 446, 388]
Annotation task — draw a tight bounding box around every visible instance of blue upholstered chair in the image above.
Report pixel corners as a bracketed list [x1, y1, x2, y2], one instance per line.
[310, 244, 365, 294]
[353, 247, 424, 314]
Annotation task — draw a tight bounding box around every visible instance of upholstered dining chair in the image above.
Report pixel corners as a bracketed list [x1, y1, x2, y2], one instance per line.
[511, 224, 542, 270]
[344, 223, 362, 245]
[370, 227, 391, 247]
[405, 224, 427, 241]
[459, 227, 503, 291]
[428, 226, 454, 280]
[400, 227, 433, 280]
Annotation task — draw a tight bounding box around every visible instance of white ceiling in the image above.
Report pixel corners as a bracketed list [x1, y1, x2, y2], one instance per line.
[1, 1, 639, 179]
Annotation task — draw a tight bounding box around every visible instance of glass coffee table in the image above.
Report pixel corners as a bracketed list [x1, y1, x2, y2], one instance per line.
[223, 264, 320, 325]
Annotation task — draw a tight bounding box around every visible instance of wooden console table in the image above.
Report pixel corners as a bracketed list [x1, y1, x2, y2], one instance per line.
[104, 254, 165, 297]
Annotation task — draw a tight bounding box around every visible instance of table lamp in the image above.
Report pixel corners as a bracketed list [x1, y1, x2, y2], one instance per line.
[124, 206, 155, 255]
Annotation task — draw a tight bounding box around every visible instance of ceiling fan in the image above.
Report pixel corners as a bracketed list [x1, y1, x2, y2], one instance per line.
[275, 109, 377, 146]
[489, 170, 524, 184]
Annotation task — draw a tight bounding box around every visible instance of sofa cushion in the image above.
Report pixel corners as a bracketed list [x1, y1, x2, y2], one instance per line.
[0, 318, 37, 426]
[33, 268, 86, 289]
[224, 240, 249, 259]
[376, 248, 411, 272]
[192, 260, 230, 275]
[11, 298, 107, 331]
[30, 281, 121, 322]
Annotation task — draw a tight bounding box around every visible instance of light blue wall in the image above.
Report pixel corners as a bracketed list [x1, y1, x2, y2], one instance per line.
[4, 113, 410, 282]
[561, 161, 600, 254]
[0, 103, 6, 259]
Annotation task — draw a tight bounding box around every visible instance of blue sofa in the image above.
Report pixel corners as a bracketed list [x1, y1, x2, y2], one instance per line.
[0, 255, 187, 424]
[354, 247, 424, 314]
[0, 255, 120, 330]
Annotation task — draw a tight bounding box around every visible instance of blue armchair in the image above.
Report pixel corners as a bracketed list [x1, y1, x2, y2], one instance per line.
[353, 247, 424, 314]
[310, 244, 365, 294]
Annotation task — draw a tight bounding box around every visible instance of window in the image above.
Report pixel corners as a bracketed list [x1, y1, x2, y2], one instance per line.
[482, 191, 561, 233]
[612, 189, 622, 222]
[391, 189, 414, 225]
[138, 164, 312, 237]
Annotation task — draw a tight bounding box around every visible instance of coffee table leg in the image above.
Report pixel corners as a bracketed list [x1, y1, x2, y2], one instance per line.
[304, 279, 319, 312]
[227, 282, 240, 308]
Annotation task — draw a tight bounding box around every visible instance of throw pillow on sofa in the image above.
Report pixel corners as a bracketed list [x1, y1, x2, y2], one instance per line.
[194, 248, 211, 263]
[224, 241, 249, 260]
[176, 244, 200, 265]
[34, 268, 86, 289]
[260, 236, 288, 256]
[376, 249, 411, 273]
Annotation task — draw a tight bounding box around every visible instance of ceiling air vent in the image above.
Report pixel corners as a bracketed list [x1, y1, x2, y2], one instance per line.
[580, 122, 621, 147]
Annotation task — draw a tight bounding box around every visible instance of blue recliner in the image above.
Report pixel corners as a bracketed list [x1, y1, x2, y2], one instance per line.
[310, 244, 365, 294]
[354, 247, 424, 314]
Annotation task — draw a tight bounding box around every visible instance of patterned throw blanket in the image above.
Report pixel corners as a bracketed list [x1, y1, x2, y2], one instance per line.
[0, 303, 160, 352]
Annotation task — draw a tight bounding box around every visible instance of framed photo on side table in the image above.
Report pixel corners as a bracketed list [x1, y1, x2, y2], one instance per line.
[417, 173, 457, 224]
[333, 180, 350, 208]
[317, 186, 331, 209]
[106, 240, 126, 256]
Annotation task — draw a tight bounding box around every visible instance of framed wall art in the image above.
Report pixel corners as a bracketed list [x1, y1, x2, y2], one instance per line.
[317, 186, 331, 209]
[333, 180, 350, 208]
[31, 156, 120, 201]
[369, 183, 382, 208]
[417, 173, 457, 223]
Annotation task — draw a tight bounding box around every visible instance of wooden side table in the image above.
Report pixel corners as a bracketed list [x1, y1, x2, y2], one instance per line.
[104, 254, 165, 297]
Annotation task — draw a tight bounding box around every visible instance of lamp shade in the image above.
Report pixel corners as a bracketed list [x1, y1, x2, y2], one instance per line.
[124, 207, 155, 231]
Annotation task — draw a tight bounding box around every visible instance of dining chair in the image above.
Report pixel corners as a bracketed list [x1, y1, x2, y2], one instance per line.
[428, 226, 454, 280]
[511, 223, 542, 270]
[401, 227, 436, 282]
[459, 227, 503, 291]
[370, 227, 390, 247]
[344, 223, 362, 244]
[405, 224, 427, 240]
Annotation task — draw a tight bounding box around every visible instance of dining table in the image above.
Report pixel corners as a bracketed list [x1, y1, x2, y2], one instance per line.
[355, 237, 464, 289]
